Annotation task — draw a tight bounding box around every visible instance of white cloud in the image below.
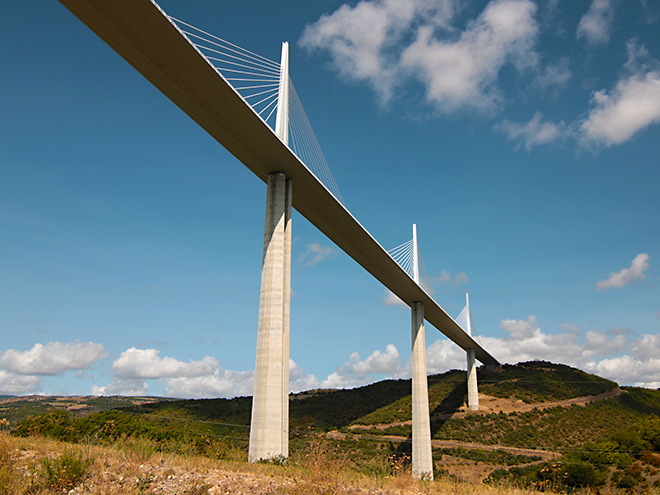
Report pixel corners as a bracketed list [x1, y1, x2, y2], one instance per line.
[112, 348, 219, 379]
[314, 314, 660, 391]
[500, 41, 660, 150]
[426, 339, 468, 374]
[321, 344, 404, 389]
[468, 315, 659, 388]
[166, 368, 254, 399]
[289, 359, 321, 393]
[596, 253, 650, 290]
[384, 289, 407, 308]
[0, 341, 106, 376]
[586, 353, 660, 388]
[0, 371, 41, 395]
[301, 0, 539, 113]
[401, 0, 539, 113]
[437, 270, 470, 286]
[576, 0, 617, 47]
[300, 0, 459, 104]
[580, 41, 660, 146]
[535, 57, 572, 89]
[496, 112, 566, 150]
[92, 379, 149, 397]
[95, 349, 321, 399]
[298, 242, 337, 267]
[581, 72, 660, 146]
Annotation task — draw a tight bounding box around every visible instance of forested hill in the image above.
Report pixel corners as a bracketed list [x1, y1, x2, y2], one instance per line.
[112, 360, 623, 432]
[8, 361, 660, 491]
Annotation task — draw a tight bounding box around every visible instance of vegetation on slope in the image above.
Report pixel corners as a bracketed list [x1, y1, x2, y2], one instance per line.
[349, 361, 618, 429]
[5, 360, 660, 493]
[0, 395, 172, 427]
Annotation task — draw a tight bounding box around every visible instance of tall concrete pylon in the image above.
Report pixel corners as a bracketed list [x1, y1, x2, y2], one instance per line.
[465, 293, 479, 411]
[411, 225, 433, 480]
[249, 42, 292, 462]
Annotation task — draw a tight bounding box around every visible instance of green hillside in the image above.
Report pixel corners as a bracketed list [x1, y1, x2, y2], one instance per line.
[0, 395, 173, 427]
[7, 361, 660, 492]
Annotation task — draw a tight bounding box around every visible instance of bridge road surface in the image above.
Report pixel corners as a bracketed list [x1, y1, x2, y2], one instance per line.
[56, 0, 499, 367]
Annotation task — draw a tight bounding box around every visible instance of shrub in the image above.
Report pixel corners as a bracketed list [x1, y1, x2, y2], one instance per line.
[40, 449, 91, 492]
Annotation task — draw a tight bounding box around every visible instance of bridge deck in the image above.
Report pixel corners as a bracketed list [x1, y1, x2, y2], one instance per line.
[57, 0, 499, 366]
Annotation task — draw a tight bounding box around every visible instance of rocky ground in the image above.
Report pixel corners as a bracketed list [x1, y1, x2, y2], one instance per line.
[2, 435, 548, 495]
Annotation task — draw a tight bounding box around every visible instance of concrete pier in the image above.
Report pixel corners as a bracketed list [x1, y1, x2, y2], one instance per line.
[466, 348, 479, 411]
[411, 302, 433, 480]
[249, 172, 292, 462]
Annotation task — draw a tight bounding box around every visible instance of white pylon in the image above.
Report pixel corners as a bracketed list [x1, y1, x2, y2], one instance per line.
[275, 42, 289, 145]
[412, 224, 419, 285]
[249, 41, 292, 462]
[410, 224, 433, 480]
[465, 293, 479, 411]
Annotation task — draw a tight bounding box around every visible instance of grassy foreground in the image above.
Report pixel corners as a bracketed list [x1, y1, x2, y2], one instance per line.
[0, 433, 564, 495]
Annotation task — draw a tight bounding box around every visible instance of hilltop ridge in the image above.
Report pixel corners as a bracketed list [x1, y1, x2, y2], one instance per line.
[5, 361, 660, 492]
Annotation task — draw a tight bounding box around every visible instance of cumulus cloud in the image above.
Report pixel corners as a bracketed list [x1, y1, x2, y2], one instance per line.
[0, 371, 41, 395]
[469, 315, 660, 387]
[92, 379, 149, 397]
[426, 339, 468, 374]
[437, 270, 470, 286]
[166, 368, 254, 399]
[596, 253, 650, 290]
[111, 348, 219, 379]
[384, 289, 408, 308]
[301, 0, 539, 113]
[0, 341, 106, 376]
[576, 0, 617, 47]
[321, 344, 404, 389]
[587, 352, 660, 388]
[535, 57, 572, 90]
[95, 349, 322, 399]
[315, 313, 660, 391]
[289, 359, 321, 393]
[496, 112, 566, 150]
[300, 0, 459, 104]
[298, 242, 338, 267]
[401, 0, 539, 113]
[580, 41, 660, 146]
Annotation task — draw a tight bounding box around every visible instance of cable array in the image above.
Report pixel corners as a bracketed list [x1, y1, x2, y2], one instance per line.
[454, 304, 480, 339]
[169, 17, 282, 127]
[416, 250, 434, 295]
[288, 80, 345, 206]
[386, 239, 415, 279]
[386, 237, 434, 296]
[168, 17, 346, 206]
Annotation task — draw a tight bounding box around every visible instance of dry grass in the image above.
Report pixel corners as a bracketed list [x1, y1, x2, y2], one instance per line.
[0, 433, 570, 494]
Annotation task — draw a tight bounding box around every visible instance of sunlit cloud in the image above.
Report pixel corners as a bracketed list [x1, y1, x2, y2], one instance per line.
[0, 371, 42, 395]
[384, 289, 408, 308]
[535, 57, 572, 90]
[576, 0, 617, 47]
[112, 348, 219, 379]
[496, 112, 566, 150]
[301, 0, 540, 113]
[320, 344, 405, 389]
[0, 341, 106, 376]
[437, 270, 470, 286]
[298, 242, 338, 267]
[580, 40, 660, 146]
[92, 314, 660, 398]
[596, 253, 650, 290]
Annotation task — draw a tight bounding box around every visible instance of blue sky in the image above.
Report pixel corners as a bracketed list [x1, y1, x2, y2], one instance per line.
[2, 0, 659, 397]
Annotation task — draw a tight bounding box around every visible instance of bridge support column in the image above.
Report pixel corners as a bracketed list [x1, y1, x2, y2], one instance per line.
[466, 348, 479, 411]
[249, 172, 292, 462]
[411, 302, 433, 480]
